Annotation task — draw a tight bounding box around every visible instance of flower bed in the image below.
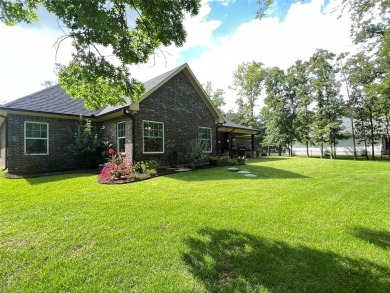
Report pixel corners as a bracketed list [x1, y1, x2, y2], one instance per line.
[98, 149, 159, 184]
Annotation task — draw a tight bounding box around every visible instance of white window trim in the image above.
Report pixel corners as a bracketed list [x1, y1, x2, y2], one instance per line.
[198, 127, 212, 153]
[143, 120, 164, 154]
[24, 121, 49, 155]
[117, 121, 126, 153]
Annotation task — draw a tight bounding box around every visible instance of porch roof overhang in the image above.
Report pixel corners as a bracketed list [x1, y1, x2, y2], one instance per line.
[218, 117, 259, 135]
[218, 126, 258, 135]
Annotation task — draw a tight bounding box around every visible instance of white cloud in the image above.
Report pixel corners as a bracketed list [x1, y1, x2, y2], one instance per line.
[0, 24, 73, 103]
[0, 0, 355, 113]
[188, 0, 355, 111]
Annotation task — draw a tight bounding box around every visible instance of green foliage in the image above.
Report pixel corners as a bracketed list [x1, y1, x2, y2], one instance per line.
[57, 55, 145, 109]
[0, 0, 201, 109]
[231, 61, 266, 129]
[133, 160, 159, 175]
[309, 49, 344, 158]
[343, 52, 383, 159]
[203, 81, 226, 115]
[188, 139, 208, 167]
[68, 119, 106, 168]
[209, 155, 238, 166]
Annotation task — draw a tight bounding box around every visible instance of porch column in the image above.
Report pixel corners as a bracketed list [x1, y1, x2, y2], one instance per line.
[228, 132, 232, 157]
[215, 126, 219, 155]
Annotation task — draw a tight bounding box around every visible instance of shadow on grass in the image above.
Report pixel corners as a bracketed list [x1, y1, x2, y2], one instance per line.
[169, 165, 308, 182]
[351, 226, 390, 250]
[255, 156, 292, 162]
[24, 173, 97, 185]
[183, 228, 390, 292]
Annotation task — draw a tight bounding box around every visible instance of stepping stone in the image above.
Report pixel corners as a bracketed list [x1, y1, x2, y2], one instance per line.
[227, 167, 239, 171]
[237, 170, 251, 174]
[244, 174, 257, 178]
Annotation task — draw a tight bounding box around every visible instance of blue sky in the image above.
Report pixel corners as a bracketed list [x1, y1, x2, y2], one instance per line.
[0, 0, 353, 110]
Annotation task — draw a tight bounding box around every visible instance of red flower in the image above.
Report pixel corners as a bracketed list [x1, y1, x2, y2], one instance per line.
[118, 152, 122, 157]
[109, 148, 115, 155]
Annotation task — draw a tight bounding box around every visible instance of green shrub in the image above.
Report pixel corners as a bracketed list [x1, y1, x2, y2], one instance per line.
[189, 139, 208, 167]
[134, 160, 159, 175]
[69, 119, 107, 168]
[216, 156, 239, 166]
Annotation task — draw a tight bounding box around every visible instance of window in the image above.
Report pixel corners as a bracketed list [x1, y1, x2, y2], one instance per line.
[25, 122, 49, 155]
[143, 121, 164, 153]
[198, 127, 212, 152]
[117, 121, 126, 153]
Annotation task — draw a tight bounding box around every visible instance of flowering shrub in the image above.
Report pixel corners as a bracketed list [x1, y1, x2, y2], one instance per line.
[98, 149, 159, 184]
[99, 149, 135, 183]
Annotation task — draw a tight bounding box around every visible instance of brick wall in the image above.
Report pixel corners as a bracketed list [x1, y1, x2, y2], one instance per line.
[133, 72, 216, 166]
[5, 71, 218, 172]
[7, 114, 84, 173]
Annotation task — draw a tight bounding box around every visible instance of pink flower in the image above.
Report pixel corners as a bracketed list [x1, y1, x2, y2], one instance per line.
[110, 162, 116, 168]
[109, 148, 115, 155]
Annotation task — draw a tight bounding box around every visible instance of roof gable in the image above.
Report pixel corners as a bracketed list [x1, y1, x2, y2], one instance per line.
[0, 64, 224, 124]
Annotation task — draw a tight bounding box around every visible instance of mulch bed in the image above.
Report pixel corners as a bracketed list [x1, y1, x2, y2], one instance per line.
[4, 164, 216, 183]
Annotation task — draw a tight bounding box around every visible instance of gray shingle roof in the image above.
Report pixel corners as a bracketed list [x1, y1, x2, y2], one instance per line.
[1, 64, 187, 118]
[222, 117, 259, 132]
[2, 85, 102, 117]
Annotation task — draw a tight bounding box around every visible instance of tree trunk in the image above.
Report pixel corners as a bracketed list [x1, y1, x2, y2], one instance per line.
[351, 117, 357, 160]
[267, 145, 270, 156]
[320, 142, 324, 159]
[364, 140, 369, 160]
[306, 141, 309, 158]
[333, 141, 337, 159]
[278, 144, 282, 156]
[369, 115, 376, 160]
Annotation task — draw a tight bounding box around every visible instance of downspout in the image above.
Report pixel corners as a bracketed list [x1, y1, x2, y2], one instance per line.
[216, 123, 223, 156]
[0, 114, 8, 171]
[122, 107, 136, 162]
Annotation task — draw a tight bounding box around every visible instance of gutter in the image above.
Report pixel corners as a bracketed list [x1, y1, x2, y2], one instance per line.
[122, 107, 136, 162]
[0, 114, 8, 171]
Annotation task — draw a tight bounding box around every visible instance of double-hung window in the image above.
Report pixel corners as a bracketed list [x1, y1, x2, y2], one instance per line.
[117, 121, 126, 153]
[25, 122, 49, 155]
[198, 127, 212, 152]
[143, 120, 164, 153]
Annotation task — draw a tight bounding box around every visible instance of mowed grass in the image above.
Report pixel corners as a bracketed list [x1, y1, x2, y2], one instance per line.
[0, 157, 389, 292]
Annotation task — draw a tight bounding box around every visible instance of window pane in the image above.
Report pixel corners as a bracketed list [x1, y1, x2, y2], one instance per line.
[198, 128, 211, 152]
[26, 123, 47, 138]
[118, 137, 125, 153]
[26, 139, 47, 154]
[144, 137, 163, 152]
[117, 122, 125, 137]
[143, 121, 163, 152]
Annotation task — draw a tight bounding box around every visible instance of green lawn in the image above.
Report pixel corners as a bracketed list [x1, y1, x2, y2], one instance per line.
[1, 157, 389, 292]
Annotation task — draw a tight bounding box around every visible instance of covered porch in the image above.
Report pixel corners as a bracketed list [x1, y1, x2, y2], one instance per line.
[216, 118, 259, 158]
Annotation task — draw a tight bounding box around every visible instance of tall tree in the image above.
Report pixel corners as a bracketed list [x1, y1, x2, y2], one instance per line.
[262, 67, 290, 156]
[345, 53, 383, 159]
[0, 0, 201, 109]
[203, 81, 226, 115]
[231, 61, 266, 128]
[309, 49, 344, 159]
[338, 52, 358, 160]
[289, 60, 313, 158]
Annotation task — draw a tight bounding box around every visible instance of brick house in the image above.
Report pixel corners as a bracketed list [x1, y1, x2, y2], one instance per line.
[0, 64, 258, 174]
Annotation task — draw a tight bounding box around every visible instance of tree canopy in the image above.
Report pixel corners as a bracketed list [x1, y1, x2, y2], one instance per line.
[0, 0, 201, 109]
